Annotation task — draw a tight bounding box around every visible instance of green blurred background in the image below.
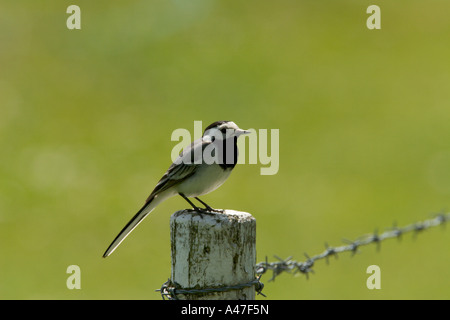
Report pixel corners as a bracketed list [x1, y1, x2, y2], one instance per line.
[1, 0, 450, 299]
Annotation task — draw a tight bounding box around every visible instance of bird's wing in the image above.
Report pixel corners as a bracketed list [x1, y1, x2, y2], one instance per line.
[146, 137, 209, 202]
[103, 138, 211, 258]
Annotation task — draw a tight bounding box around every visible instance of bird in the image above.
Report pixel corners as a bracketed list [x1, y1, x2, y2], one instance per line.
[103, 120, 250, 258]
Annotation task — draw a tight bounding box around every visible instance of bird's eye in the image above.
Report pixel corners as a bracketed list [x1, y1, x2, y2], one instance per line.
[211, 136, 216, 142]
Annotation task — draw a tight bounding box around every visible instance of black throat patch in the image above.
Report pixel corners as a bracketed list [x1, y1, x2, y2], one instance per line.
[219, 136, 238, 170]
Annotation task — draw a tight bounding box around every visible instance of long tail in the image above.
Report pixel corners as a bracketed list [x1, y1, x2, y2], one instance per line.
[102, 194, 168, 258]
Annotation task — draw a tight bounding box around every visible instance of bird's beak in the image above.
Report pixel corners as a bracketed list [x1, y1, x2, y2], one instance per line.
[235, 128, 251, 136]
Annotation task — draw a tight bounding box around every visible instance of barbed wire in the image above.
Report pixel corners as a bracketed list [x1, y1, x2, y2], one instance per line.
[157, 275, 265, 300]
[255, 212, 450, 282]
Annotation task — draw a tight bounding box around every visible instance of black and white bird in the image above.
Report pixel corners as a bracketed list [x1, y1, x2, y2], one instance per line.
[103, 120, 250, 258]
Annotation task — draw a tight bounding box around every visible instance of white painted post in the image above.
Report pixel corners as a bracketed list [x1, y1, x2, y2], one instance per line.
[170, 209, 256, 300]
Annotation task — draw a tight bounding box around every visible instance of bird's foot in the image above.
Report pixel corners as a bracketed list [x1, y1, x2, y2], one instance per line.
[187, 207, 223, 218]
[200, 205, 225, 214]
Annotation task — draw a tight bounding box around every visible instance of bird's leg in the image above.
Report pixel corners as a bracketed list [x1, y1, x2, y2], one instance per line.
[179, 194, 212, 218]
[194, 197, 214, 211]
[179, 193, 201, 211]
[195, 197, 224, 213]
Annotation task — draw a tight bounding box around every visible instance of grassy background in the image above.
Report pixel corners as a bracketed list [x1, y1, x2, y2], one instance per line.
[1, 0, 450, 299]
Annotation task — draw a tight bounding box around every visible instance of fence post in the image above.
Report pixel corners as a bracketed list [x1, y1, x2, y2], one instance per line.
[170, 209, 256, 300]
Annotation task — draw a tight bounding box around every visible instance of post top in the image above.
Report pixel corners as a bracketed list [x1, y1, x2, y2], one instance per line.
[171, 209, 255, 224]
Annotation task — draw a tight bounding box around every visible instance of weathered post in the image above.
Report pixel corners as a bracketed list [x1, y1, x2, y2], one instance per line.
[170, 209, 256, 300]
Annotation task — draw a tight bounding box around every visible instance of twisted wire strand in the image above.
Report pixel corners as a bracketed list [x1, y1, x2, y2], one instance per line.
[255, 212, 449, 281]
[157, 275, 265, 300]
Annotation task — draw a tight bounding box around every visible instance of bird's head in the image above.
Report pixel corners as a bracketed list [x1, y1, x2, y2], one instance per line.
[203, 121, 250, 142]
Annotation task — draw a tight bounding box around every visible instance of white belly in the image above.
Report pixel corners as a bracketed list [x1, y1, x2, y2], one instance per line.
[175, 164, 232, 197]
